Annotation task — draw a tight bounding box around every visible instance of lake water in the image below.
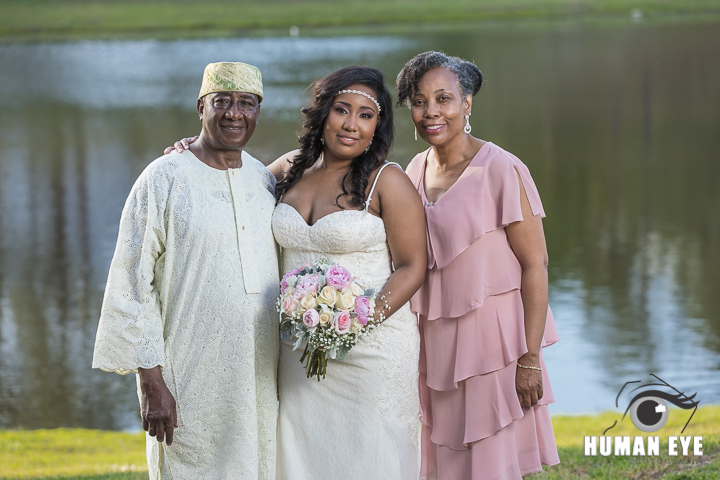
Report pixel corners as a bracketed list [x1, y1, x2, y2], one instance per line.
[1, 18, 718, 431]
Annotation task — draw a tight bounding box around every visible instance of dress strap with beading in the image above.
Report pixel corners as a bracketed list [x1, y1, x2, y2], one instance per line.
[365, 161, 401, 211]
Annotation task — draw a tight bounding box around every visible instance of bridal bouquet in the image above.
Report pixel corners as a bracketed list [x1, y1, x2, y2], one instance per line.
[278, 259, 387, 381]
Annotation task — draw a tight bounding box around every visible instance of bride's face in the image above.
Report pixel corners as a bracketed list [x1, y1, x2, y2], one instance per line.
[322, 84, 380, 162]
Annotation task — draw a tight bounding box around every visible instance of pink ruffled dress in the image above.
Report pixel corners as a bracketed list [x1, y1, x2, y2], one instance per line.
[407, 142, 560, 480]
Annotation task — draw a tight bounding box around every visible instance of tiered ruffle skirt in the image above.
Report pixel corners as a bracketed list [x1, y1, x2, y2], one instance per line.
[418, 289, 560, 479]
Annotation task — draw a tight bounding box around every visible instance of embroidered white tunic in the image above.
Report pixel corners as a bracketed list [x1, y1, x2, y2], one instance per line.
[92, 150, 279, 480]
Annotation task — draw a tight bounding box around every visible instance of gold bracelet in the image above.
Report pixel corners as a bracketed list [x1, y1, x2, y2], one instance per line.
[517, 363, 542, 371]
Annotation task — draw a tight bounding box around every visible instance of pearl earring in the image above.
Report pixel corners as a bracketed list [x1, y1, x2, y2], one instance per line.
[414, 127, 418, 141]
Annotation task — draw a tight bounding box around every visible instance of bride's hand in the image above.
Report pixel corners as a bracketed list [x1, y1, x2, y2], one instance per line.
[163, 136, 199, 155]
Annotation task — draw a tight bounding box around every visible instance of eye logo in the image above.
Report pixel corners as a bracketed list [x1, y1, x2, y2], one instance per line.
[603, 374, 699, 435]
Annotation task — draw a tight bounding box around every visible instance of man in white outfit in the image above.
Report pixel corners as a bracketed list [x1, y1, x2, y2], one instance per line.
[92, 62, 279, 479]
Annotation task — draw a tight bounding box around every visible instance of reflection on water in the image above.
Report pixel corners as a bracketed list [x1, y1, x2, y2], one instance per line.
[0, 36, 409, 115]
[0, 20, 718, 430]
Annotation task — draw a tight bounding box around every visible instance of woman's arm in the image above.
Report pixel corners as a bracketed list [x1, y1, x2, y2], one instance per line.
[267, 149, 298, 182]
[371, 165, 428, 321]
[505, 170, 549, 410]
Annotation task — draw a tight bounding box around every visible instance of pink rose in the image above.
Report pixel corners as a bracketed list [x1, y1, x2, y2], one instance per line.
[295, 273, 321, 298]
[354, 296, 371, 316]
[280, 267, 303, 294]
[356, 314, 369, 326]
[334, 311, 352, 335]
[282, 267, 302, 280]
[325, 265, 352, 290]
[282, 296, 300, 315]
[303, 308, 320, 328]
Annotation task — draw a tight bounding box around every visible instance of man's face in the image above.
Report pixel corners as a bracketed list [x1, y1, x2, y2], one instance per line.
[197, 91, 261, 150]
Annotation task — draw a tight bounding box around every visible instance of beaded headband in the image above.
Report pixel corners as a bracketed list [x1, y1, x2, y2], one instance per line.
[337, 89, 381, 113]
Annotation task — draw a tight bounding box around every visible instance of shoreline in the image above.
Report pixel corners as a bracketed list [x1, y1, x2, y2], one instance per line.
[1, 1, 719, 43]
[3, 13, 719, 46]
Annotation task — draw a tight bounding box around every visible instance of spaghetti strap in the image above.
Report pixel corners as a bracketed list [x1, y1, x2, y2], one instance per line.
[365, 161, 401, 211]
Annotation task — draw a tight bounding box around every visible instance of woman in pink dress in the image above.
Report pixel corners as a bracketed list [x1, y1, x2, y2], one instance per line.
[396, 51, 560, 479]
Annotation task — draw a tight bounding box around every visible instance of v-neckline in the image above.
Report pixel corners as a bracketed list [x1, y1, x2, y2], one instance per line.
[420, 142, 490, 206]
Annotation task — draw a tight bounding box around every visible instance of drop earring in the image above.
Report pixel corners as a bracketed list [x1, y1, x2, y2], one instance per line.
[320, 136, 325, 145]
[414, 127, 418, 141]
[464, 113, 472, 134]
[364, 137, 374, 154]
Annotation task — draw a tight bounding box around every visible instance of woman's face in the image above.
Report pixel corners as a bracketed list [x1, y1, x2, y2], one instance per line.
[410, 67, 471, 148]
[323, 84, 380, 161]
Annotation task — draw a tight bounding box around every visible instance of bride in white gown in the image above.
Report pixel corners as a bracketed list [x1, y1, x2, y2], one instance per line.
[268, 66, 427, 479]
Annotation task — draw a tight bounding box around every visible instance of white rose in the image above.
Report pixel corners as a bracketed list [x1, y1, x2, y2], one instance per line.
[349, 319, 363, 335]
[350, 281, 365, 297]
[335, 287, 356, 310]
[318, 286, 339, 306]
[318, 304, 334, 326]
[299, 294, 317, 312]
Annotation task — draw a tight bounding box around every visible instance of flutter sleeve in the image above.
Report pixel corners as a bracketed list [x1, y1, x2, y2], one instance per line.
[412, 143, 550, 320]
[92, 164, 168, 375]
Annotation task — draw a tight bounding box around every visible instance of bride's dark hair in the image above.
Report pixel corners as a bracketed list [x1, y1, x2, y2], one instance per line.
[275, 66, 394, 208]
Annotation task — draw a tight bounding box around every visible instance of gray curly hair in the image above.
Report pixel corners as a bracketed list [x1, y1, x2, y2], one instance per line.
[396, 51, 484, 107]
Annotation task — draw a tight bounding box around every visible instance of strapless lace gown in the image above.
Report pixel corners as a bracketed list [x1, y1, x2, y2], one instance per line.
[272, 165, 420, 480]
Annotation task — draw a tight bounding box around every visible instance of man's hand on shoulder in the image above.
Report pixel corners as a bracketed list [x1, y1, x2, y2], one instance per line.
[138, 366, 178, 446]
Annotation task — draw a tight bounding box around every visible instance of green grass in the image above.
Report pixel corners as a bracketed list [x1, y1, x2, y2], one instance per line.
[1, 0, 720, 41]
[11, 476, 146, 480]
[0, 429, 147, 479]
[2, 405, 719, 479]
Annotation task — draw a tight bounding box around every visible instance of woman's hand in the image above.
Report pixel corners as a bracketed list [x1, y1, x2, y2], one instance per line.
[163, 136, 199, 155]
[515, 353, 543, 409]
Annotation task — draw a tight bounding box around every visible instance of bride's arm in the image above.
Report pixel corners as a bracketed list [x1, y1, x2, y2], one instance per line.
[163, 136, 198, 155]
[267, 149, 299, 182]
[370, 166, 427, 321]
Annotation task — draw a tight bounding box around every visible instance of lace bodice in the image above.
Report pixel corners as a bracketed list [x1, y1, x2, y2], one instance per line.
[272, 204, 393, 288]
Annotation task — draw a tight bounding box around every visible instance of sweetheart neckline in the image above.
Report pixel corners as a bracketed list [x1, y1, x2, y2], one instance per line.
[275, 202, 383, 228]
